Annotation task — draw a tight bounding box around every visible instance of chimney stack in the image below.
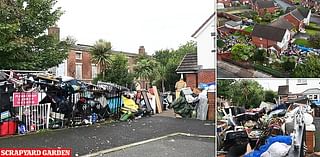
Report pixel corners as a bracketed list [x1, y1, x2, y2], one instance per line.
[138, 46, 146, 55]
[48, 25, 60, 41]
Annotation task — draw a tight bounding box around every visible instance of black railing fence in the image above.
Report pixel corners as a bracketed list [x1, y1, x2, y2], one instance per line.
[0, 82, 123, 137]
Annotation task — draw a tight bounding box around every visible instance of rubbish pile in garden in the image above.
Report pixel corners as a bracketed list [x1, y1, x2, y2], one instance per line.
[217, 96, 316, 157]
[0, 70, 163, 137]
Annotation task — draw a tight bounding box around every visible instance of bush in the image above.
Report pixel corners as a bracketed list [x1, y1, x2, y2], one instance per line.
[254, 64, 286, 77]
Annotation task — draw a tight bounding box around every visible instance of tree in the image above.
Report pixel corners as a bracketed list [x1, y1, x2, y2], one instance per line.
[63, 36, 77, 46]
[153, 41, 197, 91]
[264, 90, 277, 103]
[293, 54, 320, 77]
[281, 56, 296, 72]
[231, 44, 254, 61]
[217, 79, 235, 99]
[94, 53, 134, 87]
[253, 49, 267, 63]
[310, 33, 320, 49]
[90, 39, 112, 79]
[217, 39, 225, 49]
[228, 80, 264, 109]
[156, 65, 167, 92]
[0, 0, 69, 70]
[134, 58, 159, 88]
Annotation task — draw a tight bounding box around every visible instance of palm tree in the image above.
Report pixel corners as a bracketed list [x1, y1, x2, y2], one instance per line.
[156, 65, 167, 92]
[90, 39, 112, 79]
[134, 58, 158, 89]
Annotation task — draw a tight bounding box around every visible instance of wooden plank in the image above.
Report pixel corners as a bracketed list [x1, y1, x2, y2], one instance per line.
[153, 86, 162, 113]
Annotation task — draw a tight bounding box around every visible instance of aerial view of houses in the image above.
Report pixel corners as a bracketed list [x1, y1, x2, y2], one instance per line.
[217, 0, 320, 78]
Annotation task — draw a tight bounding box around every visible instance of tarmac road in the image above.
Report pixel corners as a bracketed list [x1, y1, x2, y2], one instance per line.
[100, 135, 214, 157]
[0, 116, 215, 156]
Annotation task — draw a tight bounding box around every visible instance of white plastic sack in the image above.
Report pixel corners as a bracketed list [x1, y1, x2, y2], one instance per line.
[261, 142, 291, 157]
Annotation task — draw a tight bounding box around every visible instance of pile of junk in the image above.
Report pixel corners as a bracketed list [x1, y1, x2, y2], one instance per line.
[0, 70, 159, 137]
[217, 96, 317, 157]
[170, 86, 211, 120]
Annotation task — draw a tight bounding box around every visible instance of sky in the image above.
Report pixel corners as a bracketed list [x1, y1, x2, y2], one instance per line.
[56, 0, 214, 55]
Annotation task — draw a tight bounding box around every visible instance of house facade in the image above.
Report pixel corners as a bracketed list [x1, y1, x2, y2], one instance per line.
[176, 12, 216, 120]
[253, 0, 277, 15]
[252, 24, 291, 52]
[283, 8, 311, 31]
[48, 26, 144, 83]
[218, 0, 232, 7]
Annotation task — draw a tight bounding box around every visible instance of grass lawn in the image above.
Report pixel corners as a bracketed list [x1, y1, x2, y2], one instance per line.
[294, 38, 312, 47]
[310, 22, 320, 29]
[243, 26, 253, 32]
[306, 29, 319, 36]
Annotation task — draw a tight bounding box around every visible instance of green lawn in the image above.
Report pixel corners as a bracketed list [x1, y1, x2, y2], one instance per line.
[294, 38, 312, 47]
[306, 29, 319, 36]
[309, 22, 320, 29]
[243, 26, 253, 32]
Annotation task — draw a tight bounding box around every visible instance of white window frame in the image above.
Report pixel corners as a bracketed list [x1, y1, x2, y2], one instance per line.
[75, 51, 82, 60]
[91, 64, 97, 79]
[75, 63, 83, 80]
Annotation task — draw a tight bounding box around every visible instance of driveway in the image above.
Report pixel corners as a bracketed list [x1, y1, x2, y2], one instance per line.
[274, 0, 293, 10]
[311, 15, 320, 25]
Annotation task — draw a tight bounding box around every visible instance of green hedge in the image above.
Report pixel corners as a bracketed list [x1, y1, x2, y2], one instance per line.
[253, 64, 286, 77]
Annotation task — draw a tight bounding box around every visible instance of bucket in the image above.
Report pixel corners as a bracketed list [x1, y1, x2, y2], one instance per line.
[0, 120, 17, 136]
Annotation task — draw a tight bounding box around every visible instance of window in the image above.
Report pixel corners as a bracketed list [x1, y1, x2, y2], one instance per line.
[297, 79, 307, 85]
[308, 95, 313, 99]
[75, 51, 82, 60]
[75, 63, 82, 79]
[92, 64, 97, 79]
[314, 95, 318, 100]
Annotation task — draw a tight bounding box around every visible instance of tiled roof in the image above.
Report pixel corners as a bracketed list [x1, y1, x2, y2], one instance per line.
[256, 0, 276, 8]
[291, 9, 304, 21]
[192, 13, 216, 37]
[269, 17, 295, 30]
[176, 53, 200, 73]
[252, 24, 287, 42]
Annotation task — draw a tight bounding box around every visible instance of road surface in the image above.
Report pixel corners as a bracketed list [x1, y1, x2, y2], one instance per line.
[274, 0, 293, 10]
[100, 135, 214, 157]
[0, 116, 215, 156]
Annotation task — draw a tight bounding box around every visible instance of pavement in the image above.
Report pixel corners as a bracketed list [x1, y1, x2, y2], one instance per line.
[0, 115, 215, 156]
[101, 135, 214, 157]
[218, 67, 239, 78]
[311, 15, 320, 25]
[217, 60, 272, 78]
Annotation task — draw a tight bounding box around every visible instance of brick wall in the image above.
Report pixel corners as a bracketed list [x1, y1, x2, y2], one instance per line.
[67, 50, 93, 82]
[207, 92, 216, 121]
[284, 14, 301, 30]
[185, 73, 197, 89]
[198, 69, 216, 83]
[252, 36, 277, 48]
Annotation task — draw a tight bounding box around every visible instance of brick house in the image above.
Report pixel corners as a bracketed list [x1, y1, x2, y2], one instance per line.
[283, 8, 311, 31]
[252, 24, 291, 52]
[176, 12, 216, 120]
[269, 17, 296, 36]
[218, 0, 232, 7]
[253, 0, 277, 15]
[48, 26, 145, 83]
